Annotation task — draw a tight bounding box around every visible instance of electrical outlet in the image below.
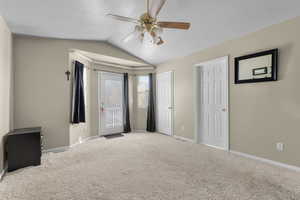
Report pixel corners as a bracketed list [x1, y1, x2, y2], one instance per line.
[276, 143, 284, 152]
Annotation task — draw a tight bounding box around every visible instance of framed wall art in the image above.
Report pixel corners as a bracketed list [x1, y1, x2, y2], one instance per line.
[235, 49, 278, 84]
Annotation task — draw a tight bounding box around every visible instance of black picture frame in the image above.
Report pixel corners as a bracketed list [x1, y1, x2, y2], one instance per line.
[235, 49, 278, 84]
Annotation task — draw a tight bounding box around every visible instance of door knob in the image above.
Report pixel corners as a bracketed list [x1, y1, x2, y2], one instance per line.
[168, 107, 173, 109]
[222, 108, 227, 112]
[101, 103, 105, 112]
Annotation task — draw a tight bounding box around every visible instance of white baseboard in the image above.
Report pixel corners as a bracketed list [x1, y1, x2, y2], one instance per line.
[201, 142, 228, 151]
[0, 169, 5, 181]
[42, 146, 70, 154]
[173, 135, 196, 143]
[133, 130, 147, 133]
[0, 165, 7, 182]
[230, 150, 300, 172]
[43, 135, 100, 154]
[70, 135, 100, 148]
[173, 137, 300, 172]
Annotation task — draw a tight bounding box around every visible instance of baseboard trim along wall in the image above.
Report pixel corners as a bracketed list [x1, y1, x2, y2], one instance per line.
[173, 135, 196, 143]
[230, 150, 300, 172]
[0, 166, 7, 182]
[0, 169, 5, 181]
[201, 142, 228, 151]
[42, 146, 70, 154]
[70, 135, 100, 148]
[133, 130, 148, 133]
[43, 135, 100, 154]
[171, 135, 300, 172]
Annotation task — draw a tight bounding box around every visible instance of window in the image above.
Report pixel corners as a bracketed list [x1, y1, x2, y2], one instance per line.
[137, 75, 150, 109]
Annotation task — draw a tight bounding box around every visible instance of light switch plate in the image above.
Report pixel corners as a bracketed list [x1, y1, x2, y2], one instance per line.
[276, 143, 284, 152]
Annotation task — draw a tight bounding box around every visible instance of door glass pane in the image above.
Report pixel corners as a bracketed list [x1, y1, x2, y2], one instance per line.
[105, 79, 123, 128]
[137, 76, 149, 109]
[100, 72, 124, 135]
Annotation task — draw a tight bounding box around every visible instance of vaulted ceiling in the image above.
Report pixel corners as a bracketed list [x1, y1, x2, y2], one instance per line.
[0, 0, 300, 64]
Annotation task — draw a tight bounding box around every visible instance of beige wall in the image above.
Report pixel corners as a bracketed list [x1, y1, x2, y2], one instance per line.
[157, 16, 300, 167]
[13, 35, 147, 150]
[0, 16, 13, 172]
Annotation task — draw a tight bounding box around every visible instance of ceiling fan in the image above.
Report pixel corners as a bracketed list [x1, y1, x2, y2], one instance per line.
[107, 0, 191, 45]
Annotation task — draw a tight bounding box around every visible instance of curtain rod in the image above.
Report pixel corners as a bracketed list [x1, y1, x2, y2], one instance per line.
[72, 60, 155, 71]
[72, 61, 126, 74]
[91, 69, 153, 76]
[72, 61, 153, 76]
[92, 68, 125, 75]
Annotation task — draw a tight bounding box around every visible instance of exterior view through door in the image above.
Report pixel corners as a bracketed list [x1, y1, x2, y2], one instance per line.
[98, 72, 124, 136]
[156, 71, 174, 136]
[196, 56, 229, 150]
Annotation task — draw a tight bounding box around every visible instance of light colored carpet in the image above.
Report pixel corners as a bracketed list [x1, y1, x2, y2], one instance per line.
[1, 133, 300, 200]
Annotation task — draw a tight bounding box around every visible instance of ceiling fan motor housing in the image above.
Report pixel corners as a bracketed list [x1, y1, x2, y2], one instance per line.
[140, 13, 156, 32]
[107, 0, 190, 46]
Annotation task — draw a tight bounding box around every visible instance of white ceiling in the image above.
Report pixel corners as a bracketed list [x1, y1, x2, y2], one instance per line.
[0, 0, 300, 64]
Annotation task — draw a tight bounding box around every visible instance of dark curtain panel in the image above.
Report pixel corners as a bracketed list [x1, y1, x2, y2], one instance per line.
[123, 73, 131, 133]
[147, 73, 156, 132]
[71, 61, 86, 124]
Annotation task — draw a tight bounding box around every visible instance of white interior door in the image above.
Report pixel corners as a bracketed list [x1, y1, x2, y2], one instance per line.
[157, 71, 173, 136]
[99, 72, 124, 136]
[198, 57, 229, 150]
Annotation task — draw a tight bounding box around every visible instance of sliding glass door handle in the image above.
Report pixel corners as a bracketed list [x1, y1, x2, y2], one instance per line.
[100, 103, 105, 112]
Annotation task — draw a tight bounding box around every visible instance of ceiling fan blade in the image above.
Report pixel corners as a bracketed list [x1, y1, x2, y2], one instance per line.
[149, 0, 167, 18]
[122, 25, 145, 43]
[122, 31, 137, 43]
[158, 21, 191, 30]
[106, 14, 139, 24]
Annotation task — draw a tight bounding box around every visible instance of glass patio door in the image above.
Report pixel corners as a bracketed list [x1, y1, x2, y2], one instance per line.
[99, 72, 124, 135]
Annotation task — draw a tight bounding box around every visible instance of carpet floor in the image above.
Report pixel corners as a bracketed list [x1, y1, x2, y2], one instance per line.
[1, 133, 300, 200]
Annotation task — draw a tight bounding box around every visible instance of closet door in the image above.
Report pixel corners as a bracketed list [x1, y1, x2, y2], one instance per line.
[156, 71, 174, 136]
[198, 57, 229, 150]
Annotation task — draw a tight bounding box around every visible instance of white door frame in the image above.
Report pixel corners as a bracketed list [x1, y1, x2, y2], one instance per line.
[194, 56, 229, 151]
[156, 71, 174, 136]
[170, 71, 174, 136]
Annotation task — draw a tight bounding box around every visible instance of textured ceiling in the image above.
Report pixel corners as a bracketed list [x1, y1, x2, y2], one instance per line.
[0, 0, 300, 64]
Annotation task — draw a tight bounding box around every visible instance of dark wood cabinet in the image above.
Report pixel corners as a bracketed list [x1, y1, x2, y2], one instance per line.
[6, 127, 42, 172]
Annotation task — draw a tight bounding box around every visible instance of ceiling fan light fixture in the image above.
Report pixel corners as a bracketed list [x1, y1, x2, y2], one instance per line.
[134, 25, 144, 33]
[107, 0, 191, 46]
[150, 32, 164, 46]
[152, 26, 163, 36]
[138, 33, 145, 43]
[152, 35, 159, 44]
[157, 37, 164, 45]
